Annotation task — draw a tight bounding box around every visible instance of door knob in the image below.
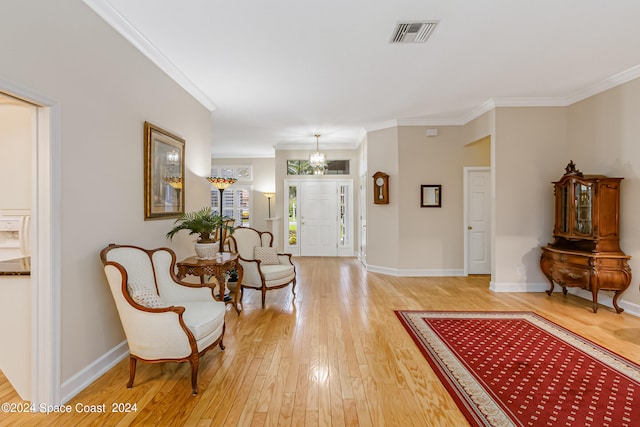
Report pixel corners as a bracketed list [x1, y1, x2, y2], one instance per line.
[467, 226, 472, 230]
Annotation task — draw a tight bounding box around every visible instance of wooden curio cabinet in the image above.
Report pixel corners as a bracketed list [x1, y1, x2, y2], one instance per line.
[540, 161, 631, 313]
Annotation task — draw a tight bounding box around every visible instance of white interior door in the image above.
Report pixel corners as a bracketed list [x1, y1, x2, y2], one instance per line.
[465, 168, 491, 274]
[300, 181, 337, 256]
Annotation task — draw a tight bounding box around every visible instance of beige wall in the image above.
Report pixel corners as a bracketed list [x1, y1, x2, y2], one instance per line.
[463, 109, 494, 144]
[0, 102, 32, 212]
[366, 120, 492, 274]
[493, 107, 568, 287]
[396, 126, 467, 271]
[464, 135, 491, 166]
[0, 0, 214, 391]
[365, 127, 400, 269]
[566, 78, 640, 307]
[211, 157, 276, 232]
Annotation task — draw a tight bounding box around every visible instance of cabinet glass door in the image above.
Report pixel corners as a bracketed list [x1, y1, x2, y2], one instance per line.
[559, 184, 570, 233]
[574, 182, 592, 235]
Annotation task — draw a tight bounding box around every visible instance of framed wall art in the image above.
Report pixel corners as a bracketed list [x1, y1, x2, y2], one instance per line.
[421, 184, 441, 208]
[144, 121, 185, 220]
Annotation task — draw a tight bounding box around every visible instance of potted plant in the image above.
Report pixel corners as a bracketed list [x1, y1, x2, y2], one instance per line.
[226, 268, 239, 292]
[166, 207, 235, 259]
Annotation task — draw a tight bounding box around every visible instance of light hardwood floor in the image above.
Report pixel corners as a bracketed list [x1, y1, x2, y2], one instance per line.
[2, 256, 640, 426]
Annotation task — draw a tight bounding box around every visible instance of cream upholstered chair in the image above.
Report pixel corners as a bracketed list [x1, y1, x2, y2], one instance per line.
[228, 227, 296, 308]
[100, 244, 226, 395]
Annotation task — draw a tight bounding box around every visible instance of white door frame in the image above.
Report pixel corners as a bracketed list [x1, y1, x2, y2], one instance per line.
[2, 80, 61, 407]
[358, 173, 367, 266]
[463, 167, 491, 276]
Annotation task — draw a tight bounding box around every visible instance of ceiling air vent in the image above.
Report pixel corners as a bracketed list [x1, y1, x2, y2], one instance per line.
[391, 21, 438, 44]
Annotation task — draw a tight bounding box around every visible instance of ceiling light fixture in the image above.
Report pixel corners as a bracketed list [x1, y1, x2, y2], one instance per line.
[309, 134, 327, 175]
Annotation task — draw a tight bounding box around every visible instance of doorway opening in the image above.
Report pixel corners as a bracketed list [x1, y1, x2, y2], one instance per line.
[0, 84, 60, 408]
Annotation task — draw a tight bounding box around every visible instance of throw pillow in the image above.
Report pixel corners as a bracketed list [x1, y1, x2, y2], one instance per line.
[254, 246, 280, 265]
[127, 283, 166, 308]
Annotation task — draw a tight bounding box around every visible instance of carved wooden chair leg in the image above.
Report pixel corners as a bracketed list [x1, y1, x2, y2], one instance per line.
[127, 357, 137, 389]
[219, 324, 226, 350]
[261, 288, 267, 308]
[190, 358, 199, 396]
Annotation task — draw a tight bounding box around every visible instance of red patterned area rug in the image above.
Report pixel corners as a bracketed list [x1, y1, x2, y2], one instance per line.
[395, 311, 640, 427]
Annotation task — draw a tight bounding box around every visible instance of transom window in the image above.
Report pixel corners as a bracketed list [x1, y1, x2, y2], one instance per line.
[287, 160, 350, 175]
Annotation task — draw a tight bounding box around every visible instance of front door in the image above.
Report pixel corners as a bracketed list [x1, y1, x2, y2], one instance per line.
[300, 181, 337, 256]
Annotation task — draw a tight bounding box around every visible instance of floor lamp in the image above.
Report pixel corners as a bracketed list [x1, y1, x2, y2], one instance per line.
[207, 177, 237, 253]
[263, 192, 275, 218]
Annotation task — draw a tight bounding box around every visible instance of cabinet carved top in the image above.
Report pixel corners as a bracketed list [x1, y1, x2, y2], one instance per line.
[556, 161, 620, 183]
[564, 160, 582, 176]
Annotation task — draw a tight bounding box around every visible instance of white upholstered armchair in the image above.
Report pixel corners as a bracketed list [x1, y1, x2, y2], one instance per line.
[100, 244, 226, 395]
[228, 227, 296, 308]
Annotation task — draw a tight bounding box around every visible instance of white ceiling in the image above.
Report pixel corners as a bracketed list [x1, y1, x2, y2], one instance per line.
[86, 0, 640, 158]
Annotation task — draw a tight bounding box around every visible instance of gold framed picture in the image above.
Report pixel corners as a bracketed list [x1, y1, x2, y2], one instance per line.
[144, 121, 185, 220]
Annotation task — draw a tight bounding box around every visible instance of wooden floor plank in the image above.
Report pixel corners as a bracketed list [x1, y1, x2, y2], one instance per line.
[3, 257, 640, 426]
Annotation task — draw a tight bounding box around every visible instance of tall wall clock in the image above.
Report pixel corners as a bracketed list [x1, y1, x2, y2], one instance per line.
[373, 171, 389, 204]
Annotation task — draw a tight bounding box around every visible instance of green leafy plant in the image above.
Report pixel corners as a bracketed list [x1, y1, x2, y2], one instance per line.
[226, 268, 238, 282]
[166, 207, 234, 243]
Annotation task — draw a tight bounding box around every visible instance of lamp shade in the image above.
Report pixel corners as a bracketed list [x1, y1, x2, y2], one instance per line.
[164, 176, 183, 190]
[207, 177, 237, 189]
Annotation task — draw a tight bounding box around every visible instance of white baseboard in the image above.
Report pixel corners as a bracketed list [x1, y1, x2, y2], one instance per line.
[366, 265, 464, 277]
[490, 281, 551, 292]
[490, 282, 640, 318]
[565, 287, 640, 317]
[60, 340, 129, 404]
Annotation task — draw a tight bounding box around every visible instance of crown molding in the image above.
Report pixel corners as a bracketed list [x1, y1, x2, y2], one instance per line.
[564, 64, 640, 105]
[491, 97, 567, 107]
[366, 64, 640, 131]
[83, 0, 216, 112]
[274, 141, 361, 151]
[458, 99, 495, 125]
[212, 153, 275, 159]
[396, 117, 463, 126]
[363, 120, 400, 132]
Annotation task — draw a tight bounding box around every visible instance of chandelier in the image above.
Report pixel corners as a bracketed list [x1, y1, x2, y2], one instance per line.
[309, 134, 327, 175]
